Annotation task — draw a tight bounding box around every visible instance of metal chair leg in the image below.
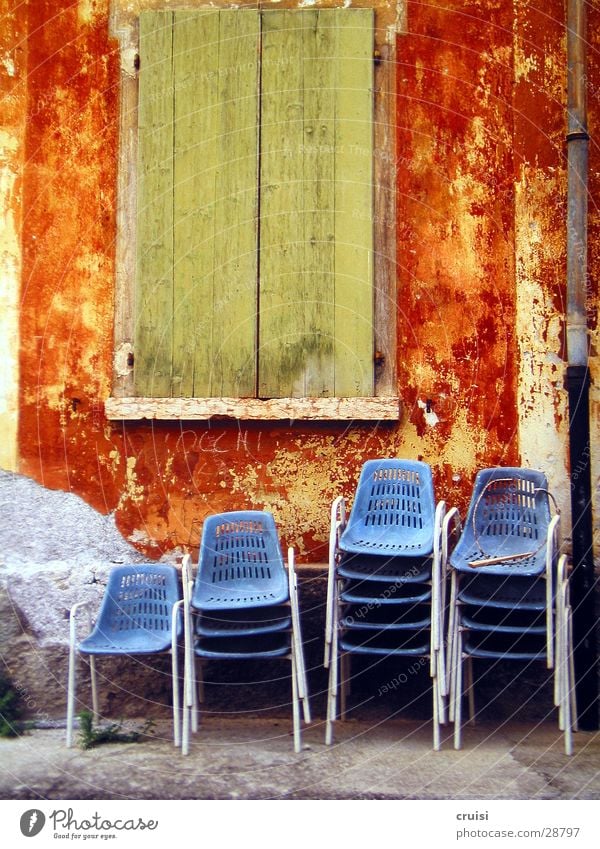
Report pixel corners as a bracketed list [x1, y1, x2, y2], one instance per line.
[325, 621, 339, 746]
[291, 650, 301, 754]
[340, 652, 350, 720]
[453, 631, 463, 750]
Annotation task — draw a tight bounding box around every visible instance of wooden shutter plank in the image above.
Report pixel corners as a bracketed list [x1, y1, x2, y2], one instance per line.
[259, 9, 374, 399]
[333, 9, 374, 397]
[211, 10, 259, 397]
[259, 11, 306, 398]
[135, 10, 174, 397]
[173, 10, 220, 398]
[302, 11, 336, 397]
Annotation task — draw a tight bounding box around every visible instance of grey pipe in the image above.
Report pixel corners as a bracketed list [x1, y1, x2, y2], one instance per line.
[566, 0, 589, 367]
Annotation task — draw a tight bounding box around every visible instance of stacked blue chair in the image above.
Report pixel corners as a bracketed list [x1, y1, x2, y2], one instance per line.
[324, 459, 449, 750]
[66, 564, 183, 747]
[181, 511, 311, 754]
[446, 467, 576, 754]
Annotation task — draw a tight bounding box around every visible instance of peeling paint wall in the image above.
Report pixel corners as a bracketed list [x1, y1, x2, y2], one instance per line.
[5, 0, 599, 561]
[0, 6, 26, 472]
[513, 1, 570, 518]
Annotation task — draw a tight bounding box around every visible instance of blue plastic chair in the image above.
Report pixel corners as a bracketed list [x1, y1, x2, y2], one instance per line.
[337, 459, 436, 563]
[449, 467, 554, 576]
[324, 459, 448, 750]
[66, 564, 183, 748]
[192, 512, 289, 609]
[445, 468, 575, 754]
[182, 511, 311, 754]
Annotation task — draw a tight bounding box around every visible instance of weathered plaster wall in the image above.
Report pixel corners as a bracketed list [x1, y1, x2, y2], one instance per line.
[0, 5, 26, 472]
[8, 0, 599, 561]
[514, 2, 577, 530]
[513, 0, 599, 547]
[396, 0, 519, 500]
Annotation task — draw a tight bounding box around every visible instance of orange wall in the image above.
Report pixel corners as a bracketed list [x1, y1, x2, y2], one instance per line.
[11, 0, 599, 561]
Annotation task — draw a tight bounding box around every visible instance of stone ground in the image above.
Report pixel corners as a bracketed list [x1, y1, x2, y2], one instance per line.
[1, 716, 599, 800]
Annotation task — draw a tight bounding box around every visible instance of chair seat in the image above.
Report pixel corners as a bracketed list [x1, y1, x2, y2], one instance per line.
[451, 545, 546, 576]
[460, 604, 546, 633]
[194, 633, 291, 659]
[339, 535, 434, 557]
[337, 553, 431, 583]
[463, 630, 547, 660]
[78, 564, 181, 655]
[79, 630, 175, 655]
[458, 574, 547, 610]
[340, 579, 431, 606]
[340, 629, 430, 656]
[341, 602, 430, 631]
[195, 606, 291, 637]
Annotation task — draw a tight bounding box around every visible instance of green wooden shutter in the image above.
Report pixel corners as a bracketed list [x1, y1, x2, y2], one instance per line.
[258, 9, 374, 398]
[135, 10, 174, 397]
[135, 10, 259, 397]
[135, 9, 372, 400]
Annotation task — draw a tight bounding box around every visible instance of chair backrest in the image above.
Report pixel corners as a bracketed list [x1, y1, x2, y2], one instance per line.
[466, 467, 551, 546]
[339, 459, 436, 555]
[86, 564, 181, 652]
[192, 511, 289, 609]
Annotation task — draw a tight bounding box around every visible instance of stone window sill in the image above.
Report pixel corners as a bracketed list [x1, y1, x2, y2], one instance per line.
[104, 396, 401, 422]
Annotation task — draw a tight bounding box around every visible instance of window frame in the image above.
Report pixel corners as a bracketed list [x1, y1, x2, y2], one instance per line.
[106, 2, 399, 421]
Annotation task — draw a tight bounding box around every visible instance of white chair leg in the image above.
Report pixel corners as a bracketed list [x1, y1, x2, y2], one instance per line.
[466, 656, 475, 725]
[171, 646, 181, 747]
[340, 652, 350, 720]
[171, 599, 184, 747]
[89, 656, 99, 722]
[325, 620, 339, 745]
[294, 624, 311, 723]
[325, 498, 345, 668]
[447, 573, 459, 717]
[448, 600, 460, 723]
[182, 617, 194, 754]
[546, 516, 560, 670]
[291, 651, 301, 753]
[297, 642, 311, 725]
[66, 601, 95, 748]
[453, 631, 463, 750]
[563, 657, 573, 757]
[66, 636, 77, 748]
[181, 700, 190, 756]
[435, 656, 447, 726]
[287, 547, 311, 725]
[195, 659, 204, 704]
[181, 655, 194, 757]
[562, 607, 573, 755]
[433, 674, 441, 751]
[568, 611, 578, 733]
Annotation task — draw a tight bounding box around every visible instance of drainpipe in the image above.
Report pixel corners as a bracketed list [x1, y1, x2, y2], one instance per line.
[565, 0, 598, 730]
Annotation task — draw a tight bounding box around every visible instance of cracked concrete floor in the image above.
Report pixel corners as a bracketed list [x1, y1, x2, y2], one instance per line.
[1, 717, 599, 801]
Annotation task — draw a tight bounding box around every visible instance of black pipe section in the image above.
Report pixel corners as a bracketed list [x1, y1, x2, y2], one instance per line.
[566, 0, 598, 730]
[565, 367, 598, 729]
